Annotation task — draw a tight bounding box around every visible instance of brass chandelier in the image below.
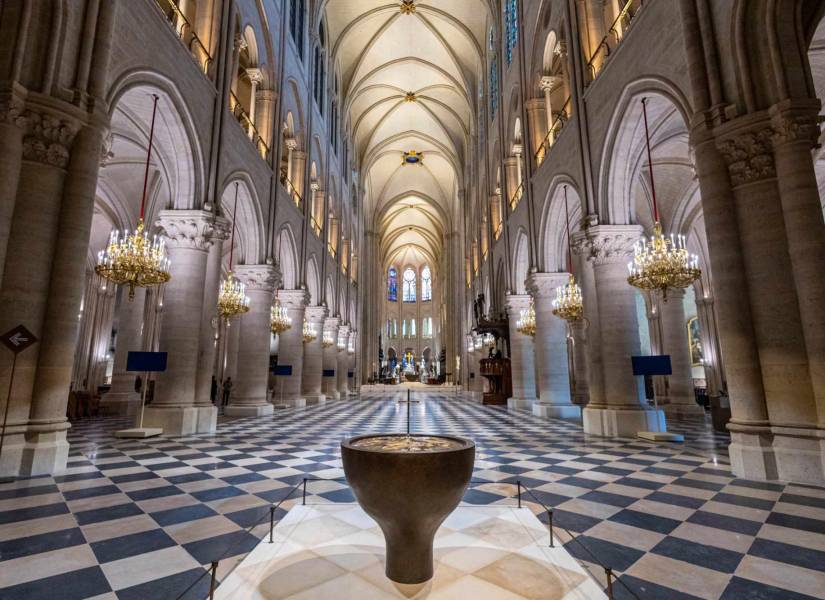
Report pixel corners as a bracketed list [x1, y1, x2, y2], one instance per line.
[217, 182, 250, 318]
[516, 299, 536, 337]
[322, 331, 335, 348]
[627, 98, 700, 300]
[270, 299, 292, 334]
[302, 318, 317, 343]
[552, 185, 584, 321]
[95, 94, 171, 299]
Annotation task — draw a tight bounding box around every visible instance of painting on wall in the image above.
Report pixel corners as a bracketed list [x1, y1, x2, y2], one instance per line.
[687, 317, 704, 367]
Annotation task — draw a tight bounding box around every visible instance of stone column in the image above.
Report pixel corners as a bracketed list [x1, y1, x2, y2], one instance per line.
[540, 76, 560, 142]
[100, 287, 146, 416]
[695, 295, 722, 399]
[0, 108, 82, 478]
[503, 157, 519, 208]
[224, 316, 240, 380]
[226, 265, 278, 416]
[337, 324, 350, 397]
[302, 305, 327, 404]
[659, 289, 702, 416]
[573, 234, 605, 406]
[275, 289, 308, 406]
[246, 68, 262, 136]
[0, 95, 24, 284]
[144, 210, 217, 435]
[569, 318, 590, 405]
[323, 317, 340, 399]
[525, 98, 547, 158]
[194, 217, 229, 415]
[581, 225, 664, 436]
[292, 150, 307, 204]
[528, 273, 578, 419]
[505, 294, 537, 410]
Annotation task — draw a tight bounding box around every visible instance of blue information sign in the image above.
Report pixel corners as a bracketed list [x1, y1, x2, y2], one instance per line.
[273, 365, 292, 376]
[126, 352, 168, 373]
[323, 369, 336, 377]
[631, 355, 672, 377]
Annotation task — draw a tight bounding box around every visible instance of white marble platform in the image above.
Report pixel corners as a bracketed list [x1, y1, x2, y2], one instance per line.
[216, 503, 606, 599]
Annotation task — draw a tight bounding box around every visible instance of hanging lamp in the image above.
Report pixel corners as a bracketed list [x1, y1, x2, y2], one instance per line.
[552, 185, 584, 321]
[322, 330, 335, 348]
[302, 318, 317, 343]
[270, 298, 292, 334]
[95, 95, 171, 299]
[217, 182, 250, 318]
[516, 299, 536, 337]
[627, 98, 700, 300]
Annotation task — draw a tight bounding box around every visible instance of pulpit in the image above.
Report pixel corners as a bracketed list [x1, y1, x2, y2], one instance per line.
[479, 358, 512, 405]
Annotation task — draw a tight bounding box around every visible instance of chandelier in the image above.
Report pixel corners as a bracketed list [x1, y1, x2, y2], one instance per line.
[217, 182, 250, 318]
[628, 98, 700, 300]
[481, 333, 495, 348]
[336, 334, 347, 351]
[302, 319, 317, 343]
[473, 335, 482, 350]
[95, 94, 171, 299]
[270, 299, 292, 334]
[552, 185, 584, 321]
[322, 331, 335, 348]
[347, 338, 355, 355]
[516, 299, 536, 337]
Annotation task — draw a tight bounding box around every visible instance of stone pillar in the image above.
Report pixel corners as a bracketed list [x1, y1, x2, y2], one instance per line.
[695, 295, 722, 399]
[505, 294, 537, 410]
[581, 225, 664, 436]
[573, 234, 605, 407]
[292, 150, 307, 204]
[224, 316, 240, 381]
[194, 217, 229, 412]
[528, 273, 578, 419]
[275, 289, 308, 406]
[144, 210, 217, 435]
[540, 76, 560, 142]
[337, 324, 350, 396]
[569, 318, 590, 405]
[302, 305, 327, 404]
[246, 68, 262, 136]
[226, 265, 278, 416]
[659, 289, 702, 416]
[100, 287, 146, 416]
[0, 107, 82, 478]
[525, 98, 547, 158]
[503, 157, 519, 208]
[0, 95, 24, 284]
[323, 317, 340, 399]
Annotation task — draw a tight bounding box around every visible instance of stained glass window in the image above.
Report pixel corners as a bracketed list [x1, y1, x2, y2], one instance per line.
[505, 0, 518, 64]
[421, 265, 432, 301]
[403, 268, 416, 302]
[489, 56, 498, 119]
[387, 266, 398, 301]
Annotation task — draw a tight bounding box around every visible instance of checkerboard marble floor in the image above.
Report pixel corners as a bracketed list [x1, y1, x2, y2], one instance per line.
[1, 392, 824, 599]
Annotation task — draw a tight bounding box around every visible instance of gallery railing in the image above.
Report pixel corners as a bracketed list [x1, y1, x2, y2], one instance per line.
[534, 96, 572, 167]
[229, 91, 271, 160]
[154, 0, 213, 77]
[585, 0, 648, 84]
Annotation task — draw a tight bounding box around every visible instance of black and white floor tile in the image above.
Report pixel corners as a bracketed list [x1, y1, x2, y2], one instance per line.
[1, 392, 824, 599]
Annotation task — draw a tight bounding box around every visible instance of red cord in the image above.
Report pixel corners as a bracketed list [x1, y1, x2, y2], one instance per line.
[139, 94, 160, 222]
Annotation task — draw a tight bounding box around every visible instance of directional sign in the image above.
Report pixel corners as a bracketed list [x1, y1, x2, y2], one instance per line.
[1, 325, 38, 355]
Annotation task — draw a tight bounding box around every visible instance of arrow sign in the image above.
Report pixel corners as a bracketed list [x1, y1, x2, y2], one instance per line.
[1, 325, 38, 355]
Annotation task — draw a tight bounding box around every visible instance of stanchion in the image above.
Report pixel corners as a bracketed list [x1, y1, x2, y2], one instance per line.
[517, 481, 522, 508]
[548, 509, 554, 547]
[605, 567, 614, 599]
[208, 561, 219, 599]
[302, 478, 307, 505]
[269, 506, 275, 543]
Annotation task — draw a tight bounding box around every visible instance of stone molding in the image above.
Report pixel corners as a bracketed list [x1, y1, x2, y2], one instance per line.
[305, 306, 328, 322]
[156, 210, 221, 251]
[716, 127, 775, 187]
[581, 225, 642, 265]
[234, 264, 279, 291]
[771, 112, 820, 148]
[211, 215, 232, 242]
[277, 288, 310, 309]
[526, 272, 570, 297]
[323, 316, 340, 336]
[100, 130, 115, 166]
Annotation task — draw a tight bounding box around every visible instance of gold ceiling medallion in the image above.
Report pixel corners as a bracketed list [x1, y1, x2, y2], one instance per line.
[400, 0, 416, 15]
[402, 150, 423, 166]
[404, 91, 417, 102]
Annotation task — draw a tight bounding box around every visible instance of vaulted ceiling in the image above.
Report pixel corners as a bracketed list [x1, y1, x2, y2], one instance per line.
[324, 0, 490, 269]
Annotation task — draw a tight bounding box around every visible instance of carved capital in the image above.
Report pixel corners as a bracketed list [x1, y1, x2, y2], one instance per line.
[771, 112, 820, 148]
[0, 93, 25, 128]
[277, 288, 310, 309]
[539, 75, 561, 93]
[716, 127, 775, 187]
[526, 272, 570, 297]
[211, 215, 232, 242]
[323, 316, 340, 334]
[156, 210, 219, 252]
[305, 305, 328, 323]
[285, 137, 298, 151]
[235, 264, 280, 291]
[99, 130, 114, 166]
[504, 293, 532, 312]
[19, 109, 79, 168]
[246, 68, 263, 85]
[580, 225, 642, 265]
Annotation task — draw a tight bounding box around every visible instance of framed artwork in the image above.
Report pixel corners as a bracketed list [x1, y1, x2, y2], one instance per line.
[687, 316, 704, 367]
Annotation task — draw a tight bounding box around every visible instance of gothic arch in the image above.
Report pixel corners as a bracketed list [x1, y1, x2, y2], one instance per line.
[276, 225, 299, 289]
